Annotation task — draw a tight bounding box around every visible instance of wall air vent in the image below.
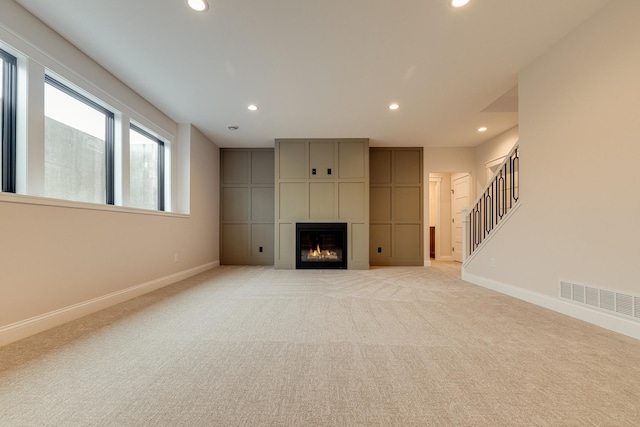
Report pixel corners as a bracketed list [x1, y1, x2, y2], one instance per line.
[616, 293, 633, 317]
[559, 281, 640, 323]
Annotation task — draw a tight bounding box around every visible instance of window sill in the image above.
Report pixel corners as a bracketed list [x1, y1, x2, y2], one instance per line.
[0, 192, 189, 218]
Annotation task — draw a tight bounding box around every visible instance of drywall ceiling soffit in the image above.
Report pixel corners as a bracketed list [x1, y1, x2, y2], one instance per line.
[482, 86, 518, 113]
[14, 0, 611, 148]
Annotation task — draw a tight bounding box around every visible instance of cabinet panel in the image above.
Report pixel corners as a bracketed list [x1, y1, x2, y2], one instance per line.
[394, 150, 421, 184]
[252, 150, 274, 184]
[252, 187, 274, 221]
[222, 187, 249, 221]
[309, 182, 335, 219]
[369, 147, 422, 266]
[394, 224, 422, 259]
[276, 138, 369, 269]
[339, 141, 365, 179]
[279, 142, 306, 179]
[222, 150, 249, 184]
[369, 149, 391, 184]
[279, 182, 306, 219]
[370, 224, 391, 260]
[251, 224, 274, 261]
[370, 187, 391, 221]
[222, 224, 248, 261]
[338, 182, 365, 220]
[277, 223, 293, 266]
[309, 141, 334, 178]
[351, 222, 369, 268]
[393, 187, 421, 221]
[221, 148, 275, 266]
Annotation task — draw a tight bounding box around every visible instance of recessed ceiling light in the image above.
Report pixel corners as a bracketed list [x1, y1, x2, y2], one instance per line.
[389, 103, 400, 110]
[478, 127, 488, 132]
[227, 125, 239, 131]
[248, 104, 258, 111]
[451, 0, 471, 8]
[187, 0, 209, 12]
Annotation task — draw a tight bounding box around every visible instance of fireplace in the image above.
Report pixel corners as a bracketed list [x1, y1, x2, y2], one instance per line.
[296, 223, 347, 269]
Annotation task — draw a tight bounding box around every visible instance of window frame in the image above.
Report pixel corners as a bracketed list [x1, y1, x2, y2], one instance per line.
[1, 47, 17, 193]
[44, 74, 115, 205]
[130, 123, 165, 211]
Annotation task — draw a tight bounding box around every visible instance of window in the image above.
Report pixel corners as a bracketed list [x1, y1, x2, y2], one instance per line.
[130, 124, 165, 211]
[1, 48, 17, 193]
[44, 76, 114, 204]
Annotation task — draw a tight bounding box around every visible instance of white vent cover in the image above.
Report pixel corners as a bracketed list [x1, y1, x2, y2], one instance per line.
[559, 280, 640, 322]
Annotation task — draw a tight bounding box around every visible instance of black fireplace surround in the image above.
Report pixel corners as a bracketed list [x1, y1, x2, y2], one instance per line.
[296, 223, 347, 269]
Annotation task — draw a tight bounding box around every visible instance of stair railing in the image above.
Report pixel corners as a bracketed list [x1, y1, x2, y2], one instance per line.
[463, 144, 519, 261]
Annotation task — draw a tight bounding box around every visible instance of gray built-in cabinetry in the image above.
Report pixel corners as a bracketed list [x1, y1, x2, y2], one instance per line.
[220, 149, 274, 265]
[275, 139, 370, 270]
[369, 148, 424, 266]
[220, 144, 423, 268]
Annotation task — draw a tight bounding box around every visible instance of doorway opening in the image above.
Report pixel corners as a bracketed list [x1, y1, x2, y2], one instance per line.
[429, 172, 470, 262]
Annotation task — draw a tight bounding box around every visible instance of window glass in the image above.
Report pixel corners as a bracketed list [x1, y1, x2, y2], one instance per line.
[129, 126, 161, 210]
[1, 48, 17, 193]
[44, 80, 108, 203]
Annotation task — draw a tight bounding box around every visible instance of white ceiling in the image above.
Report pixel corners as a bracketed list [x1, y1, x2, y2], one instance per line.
[14, 0, 611, 148]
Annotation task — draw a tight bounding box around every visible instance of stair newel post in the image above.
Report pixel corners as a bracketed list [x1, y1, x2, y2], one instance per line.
[462, 207, 470, 263]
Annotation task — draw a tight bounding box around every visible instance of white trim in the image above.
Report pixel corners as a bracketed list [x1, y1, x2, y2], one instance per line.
[0, 261, 219, 347]
[451, 173, 471, 262]
[485, 155, 506, 170]
[0, 192, 189, 218]
[424, 259, 432, 267]
[428, 177, 442, 262]
[462, 272, 640, 341]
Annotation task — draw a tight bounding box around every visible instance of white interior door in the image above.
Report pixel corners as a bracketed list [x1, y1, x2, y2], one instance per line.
[451, 173, 470, 262]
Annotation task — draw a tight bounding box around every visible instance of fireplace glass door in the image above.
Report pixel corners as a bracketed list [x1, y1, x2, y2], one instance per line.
[296, 223, 347, 269]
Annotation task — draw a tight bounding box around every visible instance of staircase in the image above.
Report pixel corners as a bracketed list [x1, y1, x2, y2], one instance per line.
[463, 144, 519, 264]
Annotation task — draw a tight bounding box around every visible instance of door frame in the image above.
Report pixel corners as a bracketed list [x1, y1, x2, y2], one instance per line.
[429, 175, 455, 261]
[429, 176, 441, 260]
[451, 172, 471, 263]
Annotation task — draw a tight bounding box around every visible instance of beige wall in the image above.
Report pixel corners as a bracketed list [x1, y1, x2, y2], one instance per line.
[424, 147, 475, 177]
[0, 126, 219, 340]
[465, 0, 640, 298]
[0, 4, 220, 344]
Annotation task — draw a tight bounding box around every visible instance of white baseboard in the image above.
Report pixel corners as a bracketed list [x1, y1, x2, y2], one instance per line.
[0, 261, 219, 347]
[462, 272, 640, 340]
[424, 259, 432, 267]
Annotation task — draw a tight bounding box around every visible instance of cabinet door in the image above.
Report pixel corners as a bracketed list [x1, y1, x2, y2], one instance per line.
[309, 142, 334, 179]
[222, 224, 249, 263]
[279, 141, 306, 179]
[309, 182, 335, 219]
[338, 141, 366, 179]
[251, 224, 274, 263]
[370, 224, 391, 261]
[222, 150, 249, 184]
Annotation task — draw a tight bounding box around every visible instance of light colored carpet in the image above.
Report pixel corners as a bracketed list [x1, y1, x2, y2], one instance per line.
[1, 262, 640, 426]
